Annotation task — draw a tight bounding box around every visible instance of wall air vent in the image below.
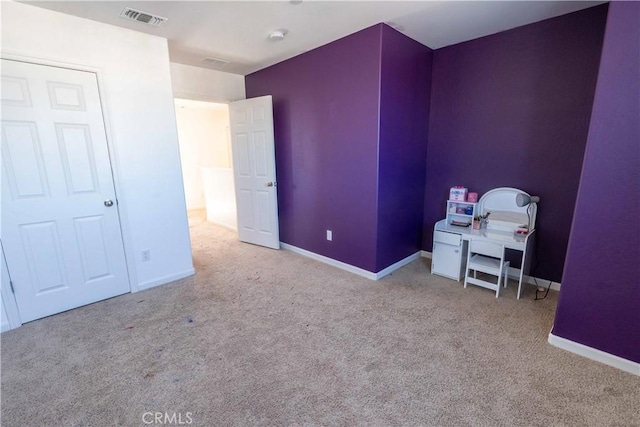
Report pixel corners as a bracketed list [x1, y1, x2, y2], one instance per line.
[202, 57, 231, 67]
[120, 7, 168, 27]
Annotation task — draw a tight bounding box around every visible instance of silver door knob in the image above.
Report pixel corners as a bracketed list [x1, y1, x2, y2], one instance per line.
[265, 182, 274, 187]
[104, 199, 114, 207]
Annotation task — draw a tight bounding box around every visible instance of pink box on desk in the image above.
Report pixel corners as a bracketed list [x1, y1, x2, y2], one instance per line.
[449, 187, 468, 201]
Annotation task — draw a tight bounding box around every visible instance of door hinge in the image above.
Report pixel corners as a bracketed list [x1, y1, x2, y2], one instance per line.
[9, 280, 15, 294]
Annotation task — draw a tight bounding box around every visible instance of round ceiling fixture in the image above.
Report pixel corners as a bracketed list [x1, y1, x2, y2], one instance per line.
[268, 29, 288, 42]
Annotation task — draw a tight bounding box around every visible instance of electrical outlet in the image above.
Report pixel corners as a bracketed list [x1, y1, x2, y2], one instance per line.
[326, 230, 332, 241]
[141, 249, 150, 262]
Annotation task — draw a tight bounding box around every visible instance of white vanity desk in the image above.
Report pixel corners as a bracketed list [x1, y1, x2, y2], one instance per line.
[431, 188, 537, 299]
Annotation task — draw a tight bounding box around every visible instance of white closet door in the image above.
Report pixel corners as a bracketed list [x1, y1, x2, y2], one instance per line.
[1, 59, 129, 323]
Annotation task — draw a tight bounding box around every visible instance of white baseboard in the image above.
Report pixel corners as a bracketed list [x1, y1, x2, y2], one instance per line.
[137, 268, 196, 292]
[548, 332, 639, 376]
[508, 267, 561, 290]
[281, 243, 377, 280]
[280, 243, 419, 281]
[375, 252, 421, 280]
[421, 250, 432, 259]
[206, 219, 237, 232]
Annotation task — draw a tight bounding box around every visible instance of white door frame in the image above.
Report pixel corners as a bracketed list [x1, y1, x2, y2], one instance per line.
[0, 51, 136, 329]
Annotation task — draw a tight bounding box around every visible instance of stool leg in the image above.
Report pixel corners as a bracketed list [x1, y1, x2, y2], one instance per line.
[504, 262, 510, 288]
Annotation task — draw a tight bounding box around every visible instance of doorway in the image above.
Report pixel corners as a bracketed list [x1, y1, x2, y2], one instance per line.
[174, 99, 237, 230]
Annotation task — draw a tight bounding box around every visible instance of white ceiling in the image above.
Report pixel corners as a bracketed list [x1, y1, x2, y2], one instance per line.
[24, 1, 605, 76]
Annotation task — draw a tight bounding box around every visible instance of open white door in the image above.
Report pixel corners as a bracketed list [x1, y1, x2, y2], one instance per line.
[229, 96, 280, 249]
[1, 59, 129, 323]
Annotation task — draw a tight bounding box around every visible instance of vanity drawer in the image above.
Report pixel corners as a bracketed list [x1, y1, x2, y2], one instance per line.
[434, 230, 461, 246]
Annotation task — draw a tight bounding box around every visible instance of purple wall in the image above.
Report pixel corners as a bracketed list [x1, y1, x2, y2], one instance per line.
[552, 1, 640, 363]
[376, 26, 433, 271]
[246, 24, 432, 273]
[423, 5, 608, 282]
[246, 26, 382, 271]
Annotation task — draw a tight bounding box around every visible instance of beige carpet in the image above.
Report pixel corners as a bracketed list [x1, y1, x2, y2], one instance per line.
[1, 214, 638, 426]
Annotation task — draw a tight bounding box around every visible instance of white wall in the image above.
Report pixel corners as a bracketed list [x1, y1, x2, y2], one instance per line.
[170, 62, 246, 103]
[174, 100, 231, 210]
[203, 167, 237, 230]
[1, 2, 194, 293]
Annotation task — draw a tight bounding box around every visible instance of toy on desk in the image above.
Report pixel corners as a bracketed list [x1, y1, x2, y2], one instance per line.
[449, 186, 468, 201]
[450, 188, 479, 203]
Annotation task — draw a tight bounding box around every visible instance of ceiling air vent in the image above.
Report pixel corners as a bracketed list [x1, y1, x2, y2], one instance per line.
[202, 57, 231, 67]
[120, 7, 168, 27]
